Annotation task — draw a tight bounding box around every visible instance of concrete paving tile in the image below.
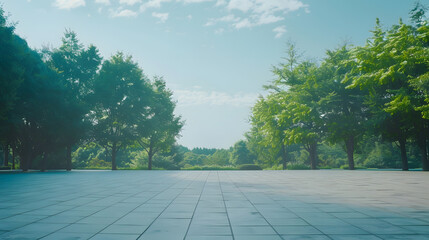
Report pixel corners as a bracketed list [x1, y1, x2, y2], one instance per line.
[76, 216, 117, 225]
[187, 225, 232, 236]
[381, 218, 429, 226]
[266, 218, 308, 225]
[14, 222, 67, 233]
[58, 223, 108, 234]
[232, 225, 277, 235]
[401, 225, 429, 234]
[329, 235, 383, 240]
[38, 215, 83, 224]
[273, 225, 322, 235]
[40, 232, 93, 240]
[101, 224, 149, 234]
[185, 236, 233, 240]
[0, 221, 30, 231]
[1, 171, 429, 240]
[0, 231, 48, 239]
[281, 235, 331, 240]
[234, 235, 282, 240]
[378, 235, 429, 240]
[91, 233, 139, 240]
[315, 225, 370, 234]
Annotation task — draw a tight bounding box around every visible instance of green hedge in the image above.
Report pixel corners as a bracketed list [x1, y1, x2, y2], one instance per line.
[238, 164, 262, 170]
[181, 165, 237, 170]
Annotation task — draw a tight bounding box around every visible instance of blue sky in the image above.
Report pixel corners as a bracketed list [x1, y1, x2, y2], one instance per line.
[2, 0, 425, 149]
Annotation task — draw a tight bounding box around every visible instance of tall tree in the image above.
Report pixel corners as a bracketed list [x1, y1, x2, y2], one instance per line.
[137, 77, 183, 170]
[319, 46, 368, 170]
[48, 30, 102, 170]
[230, 140, 255, 165]
[91, 52, 150, 170]
[346, 18, 429, 170]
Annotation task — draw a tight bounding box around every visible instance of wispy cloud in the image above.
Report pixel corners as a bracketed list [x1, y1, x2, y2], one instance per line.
[110, 8, 138, 17]
[174, 88, 259, 107]
[273, 25, 286, 38]
[53, 0, 85, 9]
[95, 0, 110, 5]
[119, 0, 142, 6]
[203, 0, 305, 30]
[140, 0, 171, 12]
[152, 12, 169, 23]
[215, 28, 224, 34]
[205, 14, 240, 26]
[180, 0, 213, 3]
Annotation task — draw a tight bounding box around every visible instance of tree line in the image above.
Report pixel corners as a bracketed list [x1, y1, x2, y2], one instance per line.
[0, 7, 182, 171]
[248, 4, 429, 171]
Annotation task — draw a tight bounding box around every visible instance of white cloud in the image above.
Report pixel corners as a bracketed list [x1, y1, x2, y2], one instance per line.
[227, 0, 253, 12]
[234, 18, 252, 29]
[140, 0, 171, 12]
[174, 89, 259, 107]
[205, 14, 240, 26]
[110, 8, 138, 17]
[187, 14, 193, 20]
[257, 14, 283, 25]
[119, 0, 141, 5]
[215, 0, 226, 6]
[273, 25, 286, 38]
[216, 0, 307, 29]
[53, 0, 85, 9]
[95, 0, 110, 5]
[152, 12, 169, 23]
[215, 28, 224, 34]
[181, 0, 213, 3]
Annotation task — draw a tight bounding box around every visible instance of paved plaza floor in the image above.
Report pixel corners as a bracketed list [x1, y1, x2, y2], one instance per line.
[0, 170, 429, 240]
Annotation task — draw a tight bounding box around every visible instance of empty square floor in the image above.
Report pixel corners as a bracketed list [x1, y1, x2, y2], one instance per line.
[1, 170, 429, 240]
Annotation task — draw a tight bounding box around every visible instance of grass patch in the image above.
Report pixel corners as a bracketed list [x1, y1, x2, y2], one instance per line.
[181, 165, 237, 170]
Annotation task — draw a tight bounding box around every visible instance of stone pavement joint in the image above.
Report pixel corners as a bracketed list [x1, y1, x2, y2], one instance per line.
[0, 170, 429, 240]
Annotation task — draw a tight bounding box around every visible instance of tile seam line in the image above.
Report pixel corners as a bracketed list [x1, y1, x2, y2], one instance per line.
[135, 171, 205, 240]
[226, 171, 334, 240]
[4, 177, 137, 238]
[37, 174, 166, 240]
[218, 171, 236, 240]
[182, 171, 210, 240]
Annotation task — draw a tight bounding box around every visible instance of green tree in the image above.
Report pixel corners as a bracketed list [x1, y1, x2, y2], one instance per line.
[137, 77, 183, 170]
[346, 18, 429, 170]
[319, 46, 368, 170]
[91, 52, 150, 170]
[230, 140, 255, 165]
[47, 30, 102, 170]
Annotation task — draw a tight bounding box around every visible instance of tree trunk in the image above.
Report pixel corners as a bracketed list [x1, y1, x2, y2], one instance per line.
[281, 143, 287, 170]
[345, 136, 355, 170]
[3, 144, 9, 167]
[12, 146, 15, 170]
[398, 137, 408, 171]
[21, 147, 30, 172]
[66, 145, 72, 171]
[41, 152, 47, 172]
[417, 133, 428, 171]
[111, 143, 117, 170]
[148, 148, 153, 170]
[309, 143, 318, 170]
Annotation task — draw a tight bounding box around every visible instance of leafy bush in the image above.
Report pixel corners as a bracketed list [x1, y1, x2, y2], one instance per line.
[86, 157, 110, 169]
[340, 165, 367, 170]
[264, 165, 284, 170]
[238, 164, 262, 170]
[286, 163, 311, 170]
[181, 165, 236, 170]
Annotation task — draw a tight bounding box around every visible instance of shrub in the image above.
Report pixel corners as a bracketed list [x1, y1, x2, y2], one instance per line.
[181, 165, 236, 170]
[238, 164, 262, 170]
[286, 163, 311, 170]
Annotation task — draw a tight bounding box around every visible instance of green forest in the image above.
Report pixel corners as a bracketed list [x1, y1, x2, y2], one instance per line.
[1, 4, 428, 171]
